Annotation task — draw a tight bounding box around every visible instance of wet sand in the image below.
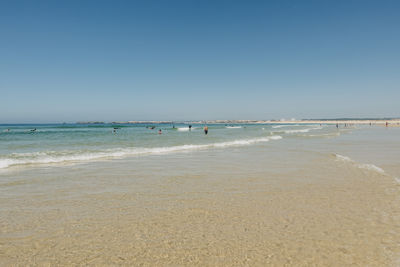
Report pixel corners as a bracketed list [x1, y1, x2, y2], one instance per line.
[1, 127, 400, 266]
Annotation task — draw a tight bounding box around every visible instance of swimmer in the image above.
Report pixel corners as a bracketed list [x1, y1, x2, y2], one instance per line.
[204, 125, 208, 135]
[30, 128, 37, 132]
[158, 129, 162, 134]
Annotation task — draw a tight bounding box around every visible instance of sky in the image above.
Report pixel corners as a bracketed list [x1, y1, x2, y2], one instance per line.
[1, 0, 399, 123]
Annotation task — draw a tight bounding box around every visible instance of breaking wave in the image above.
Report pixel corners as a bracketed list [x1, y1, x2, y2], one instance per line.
[285, 127, 323, 134]
[334, 153, 385, 174]
[272, 125, 301, 128]
[177, 127, 195, 131]
[0, 135, 282, 169]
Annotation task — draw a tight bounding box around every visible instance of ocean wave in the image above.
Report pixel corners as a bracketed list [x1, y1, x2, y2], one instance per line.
[0, 135, 282, 169]
[358, 164, 385, 174]
[334, 154, 354, 163]
[226, 126, 242, 129]
[177, 127, 195, 131]
[282, 127, 323, 134]
[272, 125, 301, 128]
[306, 132, 340, 137]
[334, 154, 385, 174]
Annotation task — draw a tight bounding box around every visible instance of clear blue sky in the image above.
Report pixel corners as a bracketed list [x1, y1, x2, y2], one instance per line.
[1, 0, 399, 123]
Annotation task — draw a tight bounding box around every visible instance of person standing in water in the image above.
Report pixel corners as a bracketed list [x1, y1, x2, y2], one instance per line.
[204, 125, 208, 135]
[189, 125, 192, 131]
[158, 129, 162, 134]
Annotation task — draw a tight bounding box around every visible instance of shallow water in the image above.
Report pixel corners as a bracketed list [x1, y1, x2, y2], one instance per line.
[1, 124, 399, 265]
[0, 123, 328, 170]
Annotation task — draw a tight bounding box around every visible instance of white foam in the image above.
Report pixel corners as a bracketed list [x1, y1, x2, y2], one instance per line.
[334, 154, 386, 175]
[226, 126, 242, 129]
[358, 164, 385, 174]
[272, 125, 301, 128]
[283, 127, 322, 134]
[177, 127, 194, 131]
[269, 135, 283, 140]
[0, 135, 283, 169]
[334, 154, 354, 163]
[307, 132, 340, 137]
[0, 159, 14, 169]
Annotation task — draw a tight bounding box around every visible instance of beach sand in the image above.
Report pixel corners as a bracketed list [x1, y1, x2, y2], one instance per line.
[1, 126, 400, 266]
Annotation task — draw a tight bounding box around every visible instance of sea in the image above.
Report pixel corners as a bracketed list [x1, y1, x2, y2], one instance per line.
[0, 123, 328, 170]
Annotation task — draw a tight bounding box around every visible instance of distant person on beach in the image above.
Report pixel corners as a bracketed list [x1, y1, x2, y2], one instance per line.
[336, 123, 338, 129]
[158, 129, 162, 134]
[386, 122, 388, 127]
[204, 126, 208, 135]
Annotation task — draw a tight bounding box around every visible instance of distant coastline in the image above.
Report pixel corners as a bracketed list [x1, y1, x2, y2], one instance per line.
[75, 118, 400, 125]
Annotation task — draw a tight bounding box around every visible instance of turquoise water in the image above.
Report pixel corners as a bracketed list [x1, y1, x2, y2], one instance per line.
[0, 123, 338, 169]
